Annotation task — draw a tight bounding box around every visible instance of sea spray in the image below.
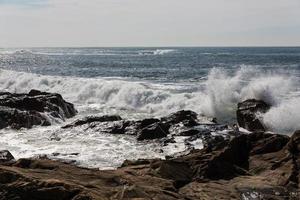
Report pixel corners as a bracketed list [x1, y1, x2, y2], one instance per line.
[0, 67, 299, 133]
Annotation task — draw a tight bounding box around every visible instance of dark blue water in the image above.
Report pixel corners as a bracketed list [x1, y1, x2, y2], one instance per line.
[1, 47, 300, 81]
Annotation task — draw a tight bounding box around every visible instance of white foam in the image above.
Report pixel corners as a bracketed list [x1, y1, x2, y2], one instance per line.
[0, 67, 299, 133]
[0, 48, 176, 56]
[263, 97, 300, 133]
[0, 124, 187, 169]
[138, 49, 176, 55]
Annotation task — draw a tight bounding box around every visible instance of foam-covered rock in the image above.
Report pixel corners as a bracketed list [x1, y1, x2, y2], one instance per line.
[0, 90, 76, 129]
[237, 99, 270, 131]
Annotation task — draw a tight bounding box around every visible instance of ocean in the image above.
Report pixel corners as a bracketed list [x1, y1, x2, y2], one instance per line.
[0, 47, 299, 168]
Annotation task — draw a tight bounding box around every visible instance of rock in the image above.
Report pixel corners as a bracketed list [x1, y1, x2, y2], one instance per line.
[161, 110, 199, 126]
[159, 160, 193, 188]
[237, 99, 270, 131]
[178, 129, 200, 136]
[1, 131, 300, 199]
[0, 150, 14, 163]
[137, 122, 170, 140]
[62, 115, 122, 129]
[250, 133, 289, 155]
[0, 90, 76, 129]
[137, 118, 160, 129]
[287, 130, 300, 155]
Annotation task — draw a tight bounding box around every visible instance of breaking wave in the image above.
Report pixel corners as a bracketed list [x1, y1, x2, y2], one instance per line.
[0, 67, 299, 133]
[0, 48, 176, 56]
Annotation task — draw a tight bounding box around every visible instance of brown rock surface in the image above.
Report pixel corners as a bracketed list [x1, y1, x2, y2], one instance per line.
[1, 131, 300, 199]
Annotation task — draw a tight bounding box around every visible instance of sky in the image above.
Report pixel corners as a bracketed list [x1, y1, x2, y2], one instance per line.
[0, 0, 300, 47]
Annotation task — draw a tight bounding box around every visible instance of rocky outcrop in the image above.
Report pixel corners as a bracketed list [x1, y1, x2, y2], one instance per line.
[62, 110, 223, 145]
[0, 150, 15, 163]
[1, 131, 299, 199]
[0, 90, 76, 129]
[137, 122, 170, 140]
[61, 115, 122, 129]
[237, 99, 270, 131]
[161, 110, 199, 126]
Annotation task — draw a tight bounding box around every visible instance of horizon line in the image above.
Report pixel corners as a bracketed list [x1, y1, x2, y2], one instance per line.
[1, 45, 300, 48]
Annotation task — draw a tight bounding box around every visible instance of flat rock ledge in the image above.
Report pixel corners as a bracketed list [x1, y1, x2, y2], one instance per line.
[1, 130, 300, 200]
[0, 89, 77, 129]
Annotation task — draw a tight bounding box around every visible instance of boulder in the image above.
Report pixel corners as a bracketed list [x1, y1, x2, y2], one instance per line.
[0, 90, 76, 129]
[236, 99, 270, 131]
[0, 150, 14, 163]
[62, 115, 122, 129]
[137, 122, 170, 140]
[137, 118, 160, 129]
[161, 110, 199, 126]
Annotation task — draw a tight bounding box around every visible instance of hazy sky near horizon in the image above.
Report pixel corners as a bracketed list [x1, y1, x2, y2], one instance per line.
[0, 0, 300, 47]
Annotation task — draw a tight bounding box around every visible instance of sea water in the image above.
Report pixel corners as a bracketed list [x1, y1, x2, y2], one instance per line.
[0, 47, 299, 168]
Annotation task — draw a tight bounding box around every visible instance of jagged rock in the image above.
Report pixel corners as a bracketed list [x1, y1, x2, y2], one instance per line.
[1, 131, 300, 199]
[0, 150, 14, 163]
[0, 90, 76, 129]
[237, 99, 270, 131]
[62, 115, 122, 129]
[161, 110, 199, 126]
[137, 122, 170, 140]
[287, 130, 300, 155]
[136, 118, 160, 129]
[178, 129, 200, 136]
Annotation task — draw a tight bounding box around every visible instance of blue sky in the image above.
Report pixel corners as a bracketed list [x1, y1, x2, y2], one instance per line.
[0, 0, 299, 47]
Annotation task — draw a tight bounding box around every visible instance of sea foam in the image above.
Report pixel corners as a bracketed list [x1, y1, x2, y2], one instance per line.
[0, 67, 299, 133]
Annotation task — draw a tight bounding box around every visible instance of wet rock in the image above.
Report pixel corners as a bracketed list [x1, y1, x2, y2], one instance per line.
[287, 130, 300, 155]
[178, 129, 200, 136]
[62, 115, 122, 129]
[161, 110, 199, 126]
[137, 118, 160, 129]
[250, 133, 289, 155]
[1, 131, 300, 199]
[0, 90, 76, 129]
[237, 99, 270, 131]
[137, 122, 170, 140]
[0, 150, 14, 163]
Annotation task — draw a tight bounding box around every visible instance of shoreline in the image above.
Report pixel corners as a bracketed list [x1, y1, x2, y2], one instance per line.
[0, 90, 299, 199]
[1, 131, 299, 199]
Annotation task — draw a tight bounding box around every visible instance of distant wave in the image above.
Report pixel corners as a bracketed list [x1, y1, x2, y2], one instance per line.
[199, 52, 234, 56]
[0, 67, 299, 133]
[0, 49, 176, 56]
[0, 49, 35, 56]
[138, 49, 176, 55]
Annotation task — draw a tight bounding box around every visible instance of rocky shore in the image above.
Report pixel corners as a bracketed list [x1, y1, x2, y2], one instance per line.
[0, 90, 299, 199]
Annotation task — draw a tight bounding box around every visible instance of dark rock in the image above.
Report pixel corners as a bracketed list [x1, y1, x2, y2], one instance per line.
[287, 130, 300, 155]
[161, 110, 199, 126]
[250, 134, 289, 155]
[62, 115, 122, 129]
[159, 160, 193, 188]
[0, 150, 14, 163]
[178, 129, 199, 136]
[137, 118, 160, 129]
[237, 99, 270, 131]
[137, 122, 170, 140]
[196, 134, 250, 180]
[0, 90, 76, 129]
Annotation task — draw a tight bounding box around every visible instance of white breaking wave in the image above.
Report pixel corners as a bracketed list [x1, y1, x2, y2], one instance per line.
[0, 67, 299, 133]
[0, 48, 176, 56]
[138, 49, 176, 55]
